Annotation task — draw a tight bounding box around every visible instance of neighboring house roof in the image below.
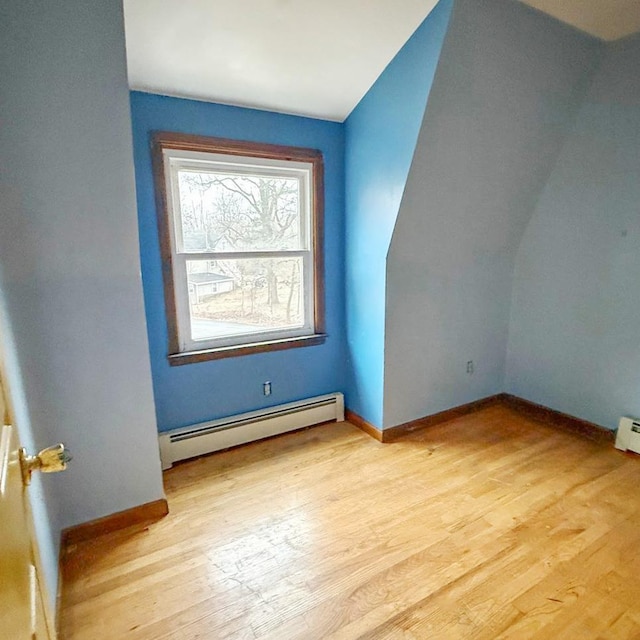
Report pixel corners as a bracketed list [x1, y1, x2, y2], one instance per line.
[188, 273, 233, 285]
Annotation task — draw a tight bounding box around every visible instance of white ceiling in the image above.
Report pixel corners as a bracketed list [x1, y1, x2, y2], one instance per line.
[123, 0, 439, 122]
[123, 0, 640, 123]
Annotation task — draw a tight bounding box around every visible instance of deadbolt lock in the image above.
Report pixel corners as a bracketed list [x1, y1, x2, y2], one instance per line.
[19, 443, 71, 486]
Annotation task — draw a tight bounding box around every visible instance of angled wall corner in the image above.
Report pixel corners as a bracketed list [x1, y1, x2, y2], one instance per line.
[344, 0, 454, 428]
[506, 34, 640, 430]
[383, 0, 602, 428]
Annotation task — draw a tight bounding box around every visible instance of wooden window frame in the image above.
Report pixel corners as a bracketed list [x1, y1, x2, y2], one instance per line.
[151, 131, 326, 365]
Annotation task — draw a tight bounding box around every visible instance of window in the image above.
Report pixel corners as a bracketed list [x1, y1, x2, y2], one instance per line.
[152, 132, 325, 364]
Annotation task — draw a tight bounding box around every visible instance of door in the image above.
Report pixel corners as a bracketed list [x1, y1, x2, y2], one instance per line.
[0, 360, 53, 638]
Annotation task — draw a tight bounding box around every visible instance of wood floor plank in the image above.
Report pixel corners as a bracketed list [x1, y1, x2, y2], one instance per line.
[60, 405, 640, 639]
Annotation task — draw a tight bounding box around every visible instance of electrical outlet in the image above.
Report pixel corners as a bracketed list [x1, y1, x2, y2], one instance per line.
[466, 361, 474, 375]
[263, 381, 271, 396]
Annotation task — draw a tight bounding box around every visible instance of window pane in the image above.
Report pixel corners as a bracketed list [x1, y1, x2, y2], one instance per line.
[177, 171, 303, 253]
[186, 258, 305, 342]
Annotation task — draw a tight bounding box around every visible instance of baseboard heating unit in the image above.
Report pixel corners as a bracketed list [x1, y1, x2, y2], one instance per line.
[615, 416, 640, 455]
[159, 392, 344, 469]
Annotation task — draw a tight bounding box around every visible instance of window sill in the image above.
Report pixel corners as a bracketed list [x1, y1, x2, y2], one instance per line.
[167, 333, 327, 365]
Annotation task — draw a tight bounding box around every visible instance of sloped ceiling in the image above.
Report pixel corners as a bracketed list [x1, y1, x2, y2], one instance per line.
[123, 0, 640, 121]
[518, 0, 640, 42]
[123, 0, 439, 121]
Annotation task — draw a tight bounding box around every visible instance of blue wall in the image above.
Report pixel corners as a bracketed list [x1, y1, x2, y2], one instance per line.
[384, 0, 601, 428]
[507, 34, 640, 430]
[130, 92, 346, 431]
[344, 0, 453, 427]
[1, 0, 165, 614]
[131, 0, 628, 438]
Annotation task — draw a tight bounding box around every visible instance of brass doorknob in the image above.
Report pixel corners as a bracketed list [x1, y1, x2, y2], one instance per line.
[19, 444, 71, 486]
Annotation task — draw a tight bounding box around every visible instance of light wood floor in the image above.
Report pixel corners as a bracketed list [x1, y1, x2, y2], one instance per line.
[60, 405, 640, 639]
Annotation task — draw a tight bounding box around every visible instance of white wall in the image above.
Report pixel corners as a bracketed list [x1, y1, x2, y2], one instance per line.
[507, 35, 640, 430]
[0, 0, 165, 604]
[383, 0, 602, 427]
